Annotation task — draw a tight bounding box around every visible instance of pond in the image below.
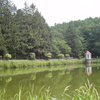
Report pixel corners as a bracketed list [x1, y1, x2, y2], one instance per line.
[0, 64, 100, 100]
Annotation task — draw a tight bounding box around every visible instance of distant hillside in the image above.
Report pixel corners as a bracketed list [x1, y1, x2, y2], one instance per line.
[50, 17, 100, 58]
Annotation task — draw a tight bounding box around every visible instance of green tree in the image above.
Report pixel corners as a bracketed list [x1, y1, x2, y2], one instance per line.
[65, 22, 83, 58]
[0, 0, 16, 58]
[0, 28, 7, 58]
[51, 30, 71, 58]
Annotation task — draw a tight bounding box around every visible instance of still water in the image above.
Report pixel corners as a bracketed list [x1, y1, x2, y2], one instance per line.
[0, 64, 100, 99]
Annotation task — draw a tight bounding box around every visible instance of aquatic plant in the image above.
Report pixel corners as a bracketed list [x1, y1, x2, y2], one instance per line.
[62, 79, 100, 100]
[0, 89, 6, 99]
[72, 79, 100, 100]
[0, 79, 100, 100]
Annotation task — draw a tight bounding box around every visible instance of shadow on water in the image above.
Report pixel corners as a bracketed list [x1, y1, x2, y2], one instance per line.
[0, 64, 100, 99]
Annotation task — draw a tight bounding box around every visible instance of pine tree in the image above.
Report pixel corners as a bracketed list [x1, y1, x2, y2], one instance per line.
[65, 22, 83, 58]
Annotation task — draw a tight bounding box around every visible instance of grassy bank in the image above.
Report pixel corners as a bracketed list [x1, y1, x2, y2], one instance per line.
[91, 58, 100, 63]
[0, 59, 86, 69]
[0, 79, 100, 100]
[0, 58, 100, 69]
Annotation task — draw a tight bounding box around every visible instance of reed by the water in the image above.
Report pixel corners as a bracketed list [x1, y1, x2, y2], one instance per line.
[0, 59, 85, 69]
[0, 79, 100, 100]
[0, 58, 99, 69]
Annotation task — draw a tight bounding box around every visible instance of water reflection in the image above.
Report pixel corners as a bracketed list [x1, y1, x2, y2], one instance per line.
[86, 63, 92, 76]
[0, 65, 100, 99]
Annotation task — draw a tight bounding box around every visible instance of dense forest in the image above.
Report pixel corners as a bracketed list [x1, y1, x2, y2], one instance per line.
[0, 0, 100, 59]
[0, 0, 52, 59]
[51, 17, 100, 58]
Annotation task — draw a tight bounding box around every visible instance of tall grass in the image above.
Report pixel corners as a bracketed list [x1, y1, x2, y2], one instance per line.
[0, 79, 100, 100]
[0, 59, 85, 69]
[72, 79, 100, 100]
[62, 79, 100, 100]
[0, 89, 6, 99]
[0, 58, 100, 69]
[91, 58, 100, 63]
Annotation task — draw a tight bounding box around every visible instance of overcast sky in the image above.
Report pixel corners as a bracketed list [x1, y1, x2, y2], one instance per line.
[12, 0, 100, 26]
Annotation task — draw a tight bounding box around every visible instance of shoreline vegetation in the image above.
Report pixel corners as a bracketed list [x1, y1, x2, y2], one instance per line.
[0, 79, 100, 100]
[0, 58, 100, 69]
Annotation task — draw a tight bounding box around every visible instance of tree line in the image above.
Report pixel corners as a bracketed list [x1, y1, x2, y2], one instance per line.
[51, 17, 100, 58]
[0, 0, 52, 59]
[0, 0, 100, 59]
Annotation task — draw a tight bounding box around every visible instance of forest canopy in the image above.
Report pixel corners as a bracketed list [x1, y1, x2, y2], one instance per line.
[0, 0, 100, 59]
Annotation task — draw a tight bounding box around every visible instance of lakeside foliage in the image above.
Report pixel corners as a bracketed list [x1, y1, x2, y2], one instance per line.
[51, 18, 100, 58]
[1, 0, 100, 59]
[0, 59, 85, 69]
[0, 79, 100, 100]
[0, 58, 100, 69]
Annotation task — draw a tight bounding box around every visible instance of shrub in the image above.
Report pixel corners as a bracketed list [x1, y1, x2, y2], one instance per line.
[72, 79, 100, 100]
[65, 54, 70, 57]
[58, 54, 64, 59]
[78, 54, 83, 59]
[45, 53, 52, 59]
[5, 53, 11, 60]
[29, 53, 36, 60]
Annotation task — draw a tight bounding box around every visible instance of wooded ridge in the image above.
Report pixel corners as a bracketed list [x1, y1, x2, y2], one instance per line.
[0, 0, 100, 59]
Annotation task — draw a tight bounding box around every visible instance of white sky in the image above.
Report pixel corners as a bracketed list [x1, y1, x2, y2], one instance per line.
[12, 0, 100, 26]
